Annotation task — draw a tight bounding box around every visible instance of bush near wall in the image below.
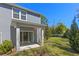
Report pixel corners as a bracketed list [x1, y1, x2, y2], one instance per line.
[0, 40, 13, 55]
[15, 45, 53, 56]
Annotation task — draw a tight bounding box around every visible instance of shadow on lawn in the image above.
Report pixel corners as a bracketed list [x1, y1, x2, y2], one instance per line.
[52, 42, 78, 54]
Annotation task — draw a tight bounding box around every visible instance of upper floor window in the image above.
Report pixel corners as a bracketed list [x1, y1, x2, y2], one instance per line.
[13, 8, 19, 19]
[21, 11, 26, 20]
[12, 7, 40, 21]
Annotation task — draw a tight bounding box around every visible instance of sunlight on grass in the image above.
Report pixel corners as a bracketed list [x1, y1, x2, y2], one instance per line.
[45, 37, 79, 56]
[14, 37, 79, 56]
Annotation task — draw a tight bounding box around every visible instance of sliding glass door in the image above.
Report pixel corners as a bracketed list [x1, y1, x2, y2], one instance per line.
[29, 32, 33, 43]
[20, 31, 34, 46]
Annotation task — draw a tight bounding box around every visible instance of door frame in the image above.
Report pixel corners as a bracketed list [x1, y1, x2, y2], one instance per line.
[20, 30, 34, 46]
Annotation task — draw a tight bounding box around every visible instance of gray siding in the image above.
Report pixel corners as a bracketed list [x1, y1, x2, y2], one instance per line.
[0, 5, 12, 42]
[10, 26, 16, 47]
[27, 13, 41, 24]
[0, 4, 42, 48]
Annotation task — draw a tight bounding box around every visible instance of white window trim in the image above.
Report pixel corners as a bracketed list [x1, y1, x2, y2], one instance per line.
[12, 7, 20, 20]
[21, 11, 27, 21]
[12, 7, 27, 21]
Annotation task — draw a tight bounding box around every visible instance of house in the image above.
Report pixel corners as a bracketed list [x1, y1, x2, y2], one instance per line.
[0, 3, 46, 51]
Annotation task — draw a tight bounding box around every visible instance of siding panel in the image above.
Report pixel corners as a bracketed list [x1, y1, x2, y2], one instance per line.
[27, 13, 41, 24]
[0, 4, 12, 42]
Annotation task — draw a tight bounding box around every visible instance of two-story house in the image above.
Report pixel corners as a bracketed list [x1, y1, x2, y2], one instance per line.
[0, 3, 46, 51]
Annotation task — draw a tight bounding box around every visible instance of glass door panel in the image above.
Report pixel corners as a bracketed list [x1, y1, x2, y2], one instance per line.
[20, 32, 22, 46]
[29, 32, 33, 43]
[20, 31, 34, 46]
[23, 32, 28, 45]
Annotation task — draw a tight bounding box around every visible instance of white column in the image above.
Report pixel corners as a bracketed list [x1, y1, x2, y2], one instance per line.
[37, 28, 39, 43]
[19, 11, 21, 20]
[12, 7, 13, 19]
[41, 29, 44, 46]
[0, 32, 2, 44]
[16, 28, 20, 51]
[37, 28, 41, 43]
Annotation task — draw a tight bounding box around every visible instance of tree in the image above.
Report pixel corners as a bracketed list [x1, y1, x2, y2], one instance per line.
[44, 25, 50, 40]
[68, 17, 79, 52]
[55, 23, 67, 34]
[50, 23, 67, 37]
[41, 15, 49, 40]
[50, 25, 56, 36]
[63, 29, 70, 38]
[48, 27, 53, 37]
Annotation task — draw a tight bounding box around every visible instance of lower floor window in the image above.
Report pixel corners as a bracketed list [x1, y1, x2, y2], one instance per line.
[20, 31, 34, 46]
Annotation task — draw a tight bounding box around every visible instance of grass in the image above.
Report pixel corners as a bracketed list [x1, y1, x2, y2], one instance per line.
[13, 37, 79, 56]
[45, 37, 79, 56]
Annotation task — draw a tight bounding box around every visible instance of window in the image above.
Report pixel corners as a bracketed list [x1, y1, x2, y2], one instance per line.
[29, 32, 33, 42]
[20, 31, 34, 46]
[23, 32, 28, 42]
[13, 8, 19, 19]
[21, 11, 26, 20]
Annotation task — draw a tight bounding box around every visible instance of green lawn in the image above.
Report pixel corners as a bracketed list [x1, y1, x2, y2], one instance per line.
[45, 37, 79, 56]
[13, 37, 79, 56]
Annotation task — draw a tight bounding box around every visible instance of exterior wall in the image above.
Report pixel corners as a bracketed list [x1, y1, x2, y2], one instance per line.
[27, 13, 41, 24]
[0, 4, 43, 50]
[0, 4, 12, 42]
[10, 26, 16, 47]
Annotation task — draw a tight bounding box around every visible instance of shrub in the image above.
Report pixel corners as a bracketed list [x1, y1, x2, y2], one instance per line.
[68, 18, 79, 52]
[0, 44, 4, 55]
[30, 48, 39, 55]
[63, 29, 70, 38]
[52, 34, 63, 37]
[2, 40, 13, 53]
[55, 23, 67, 34]
[15, 50, 34, 56]
[0, 40, 13, 55]
[15, 46, 53, 56]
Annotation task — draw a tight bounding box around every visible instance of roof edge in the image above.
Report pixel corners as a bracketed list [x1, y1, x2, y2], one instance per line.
[3, 3, 43, 16]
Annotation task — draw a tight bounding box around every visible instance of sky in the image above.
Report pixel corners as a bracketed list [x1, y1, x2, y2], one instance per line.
[16, 3, 79, 28]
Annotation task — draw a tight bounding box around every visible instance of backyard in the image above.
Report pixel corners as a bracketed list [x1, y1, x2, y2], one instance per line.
[9, 37, 79, 56]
